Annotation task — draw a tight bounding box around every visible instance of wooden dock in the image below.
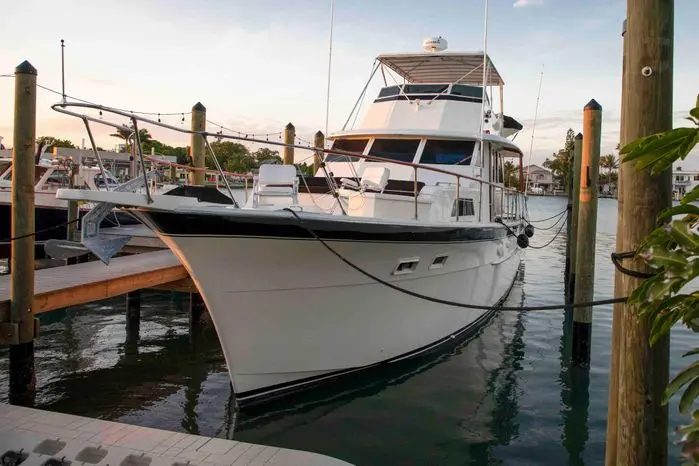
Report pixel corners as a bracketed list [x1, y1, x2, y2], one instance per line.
[0, 250, 188, 324]
[0, 403, 354, 465]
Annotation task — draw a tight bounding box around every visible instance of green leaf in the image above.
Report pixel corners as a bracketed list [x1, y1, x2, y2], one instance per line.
[645, 247, 689, 271]
[682, 185, 699, 205]
[665, 361, 699, 405]
[660, 204, 699, 221]
[683, 348, 699, 358]
[651, 309, 682, 345]
[668, 221, 699, 250]
[680, 377, 699, 414]
[620, 133, 660, 157]
[691, 106, 699, 120]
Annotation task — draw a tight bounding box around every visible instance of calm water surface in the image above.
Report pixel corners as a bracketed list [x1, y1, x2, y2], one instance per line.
[0, 196, 695, 465]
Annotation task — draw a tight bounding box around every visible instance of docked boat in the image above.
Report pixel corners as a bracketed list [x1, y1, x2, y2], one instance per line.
[0, 158, 144, 242]
[55, 39, 530, 406]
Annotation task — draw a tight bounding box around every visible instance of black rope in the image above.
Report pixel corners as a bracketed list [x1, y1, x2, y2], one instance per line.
[530, 210, 567, 231]
[527, 209, 567, 223]
[0, 218, 80, 242]
[611, 251, 657, 279]
[282, 208, 626, 311]
[527, 217, 568, 250]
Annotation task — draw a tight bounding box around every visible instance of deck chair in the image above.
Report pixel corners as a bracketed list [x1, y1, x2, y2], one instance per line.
[360, 166, 390, 193]
[252, 164, 299, 207]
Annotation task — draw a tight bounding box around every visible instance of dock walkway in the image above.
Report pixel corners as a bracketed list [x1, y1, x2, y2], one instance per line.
[0, 250, 188, 320]
[0, 404, 353, 465]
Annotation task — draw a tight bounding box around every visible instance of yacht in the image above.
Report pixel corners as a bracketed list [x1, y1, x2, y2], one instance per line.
[55, 38, 530, 406]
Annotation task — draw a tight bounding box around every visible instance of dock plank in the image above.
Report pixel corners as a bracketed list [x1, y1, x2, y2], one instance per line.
[0, 250, 188, 319]
[0, 404, 354, 465]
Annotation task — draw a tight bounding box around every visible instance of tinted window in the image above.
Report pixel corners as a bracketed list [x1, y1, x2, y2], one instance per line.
[420, 140, 475, 165]
[368, 139, 420, 163]
[403, 84, 449, 95]
[451, 84, 484, 98]
[377, 86, 401, 98]
[326, 139, 368, 162]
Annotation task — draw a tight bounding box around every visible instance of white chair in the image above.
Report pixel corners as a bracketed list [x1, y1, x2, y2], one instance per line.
[252, 164, 299, 207]
[360, 166, 390, 193]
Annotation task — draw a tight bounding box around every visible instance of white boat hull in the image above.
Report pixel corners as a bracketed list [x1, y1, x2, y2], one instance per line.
[151, 223, 521, 404]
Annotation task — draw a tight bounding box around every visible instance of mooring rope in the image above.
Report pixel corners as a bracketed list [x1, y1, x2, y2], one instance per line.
[0, 218, 81, 242]
[528, 217, 568, 249]
[527, 208, 567, 223]
[282, 208, 626, 312]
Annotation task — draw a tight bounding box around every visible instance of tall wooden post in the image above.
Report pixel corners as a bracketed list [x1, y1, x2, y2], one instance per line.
[283, 123, 295, 165]
[189, 102, 206, 185]
[66, 162, 80, 265]
[569, 133, 583, 300]
[189, 293, 205, 330]
[9, 61, 38, 406]
[313, 131, 325, 174]
[605, 18, 629, 466]
[565, 150, 574, 291]
[572, 100, 601, 368]
[611, 1, 673, 465]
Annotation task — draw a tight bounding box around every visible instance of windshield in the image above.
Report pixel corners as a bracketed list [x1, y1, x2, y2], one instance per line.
[420, 139, 475, 165]
[368, 139, 421, 163]
[326, 139, 369, 162]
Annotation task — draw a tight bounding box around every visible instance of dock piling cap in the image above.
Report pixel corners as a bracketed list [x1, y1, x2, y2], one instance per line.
[15, 60, 37, 75]
[192, 102, 206, 112]
[585, 99, 602, 111]
[576, 133, 583, 140]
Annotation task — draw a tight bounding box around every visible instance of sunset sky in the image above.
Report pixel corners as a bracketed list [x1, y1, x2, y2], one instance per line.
[0, 0, 697, 167]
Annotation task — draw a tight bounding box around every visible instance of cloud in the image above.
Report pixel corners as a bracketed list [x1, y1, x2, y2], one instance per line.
[513, 0, 544, 8]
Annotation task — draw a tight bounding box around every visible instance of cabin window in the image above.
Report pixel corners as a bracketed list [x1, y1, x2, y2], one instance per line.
[377, 86, 401, 98]
[451, 84, 485, 100]
[326, 139, 369, 162]
[451, 198, 475, 217]
[368, 139, 421, 163]
[420, 140, 475, 165]
[402, 84, 449, 95]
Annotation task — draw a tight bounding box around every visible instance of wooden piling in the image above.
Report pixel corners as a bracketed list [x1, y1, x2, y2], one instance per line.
[189, 293, 205, 329]
[605, 18, 628, 466]
[610, 1, 673, 464]
[9, 61, 38, 406]
[66, 162, 80, 265]
[126, 290, 141, 334]
[189, 102, 206, 185]
[565, 150, 573, 291]
[572, 100, 601, 368]
[313, 131, 324, 174]
[569, 133, 583, 300]
[283, 123, 295, 165]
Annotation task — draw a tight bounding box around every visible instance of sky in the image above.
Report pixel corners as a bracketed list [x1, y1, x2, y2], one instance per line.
[0, 0, 698, 168]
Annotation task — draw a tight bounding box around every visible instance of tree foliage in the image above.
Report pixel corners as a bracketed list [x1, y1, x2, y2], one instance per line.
[36, 136, 75, 149]
[600, 154, 619, 184]
[504, 161, 519, 189]
[543, 128, 575, 191]
[622, 95, 699, 464]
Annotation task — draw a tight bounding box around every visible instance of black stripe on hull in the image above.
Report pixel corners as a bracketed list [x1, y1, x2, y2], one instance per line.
[234, 273, 519, 409]
[131, 209, 507, 243]
[0, 203, 140, 242]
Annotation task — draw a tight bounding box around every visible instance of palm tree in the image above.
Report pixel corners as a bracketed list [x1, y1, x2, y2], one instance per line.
[600, 154, 618, 184]
[110, 124, 152, 152]
[504, 161, 519, 188]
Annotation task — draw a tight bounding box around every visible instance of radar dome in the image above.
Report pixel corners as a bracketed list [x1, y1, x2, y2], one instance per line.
[422, 36, 448, 52]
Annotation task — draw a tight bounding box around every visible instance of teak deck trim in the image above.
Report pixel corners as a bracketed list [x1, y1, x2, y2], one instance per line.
[0, 250, 188, 321]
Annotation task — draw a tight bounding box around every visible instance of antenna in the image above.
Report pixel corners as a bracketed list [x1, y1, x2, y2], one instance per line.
[60, 39, 66, 103]
[324, 0, 335, 144]
[477, 0, 489, 222]
[524, 66, 545, 194]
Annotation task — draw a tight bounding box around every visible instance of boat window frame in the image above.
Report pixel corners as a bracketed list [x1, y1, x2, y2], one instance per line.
[365, 137, 423, 164]
[418, 138, 477, 166]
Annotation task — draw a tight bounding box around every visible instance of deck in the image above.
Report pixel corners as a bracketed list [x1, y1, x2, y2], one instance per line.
[0, 250, 188, 321]
[0, 404, 353, 465]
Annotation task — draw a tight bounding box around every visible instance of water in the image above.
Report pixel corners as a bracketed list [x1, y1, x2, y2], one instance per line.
[0, 196, 695, 465]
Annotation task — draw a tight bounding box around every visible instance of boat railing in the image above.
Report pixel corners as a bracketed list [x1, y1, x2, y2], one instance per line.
[51, 101, 527, 223]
